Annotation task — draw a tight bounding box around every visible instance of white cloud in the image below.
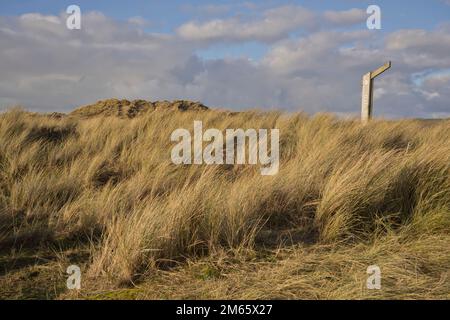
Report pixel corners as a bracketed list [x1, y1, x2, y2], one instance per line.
[386, 29, 450, 52]
[0, 9, 449, 119]
[128, 16, 149, 27]
[20, 13, 61, 25]
[263, 30, 372, 74]
[323, 8, 366, 26]
[177, 5, 316, 43]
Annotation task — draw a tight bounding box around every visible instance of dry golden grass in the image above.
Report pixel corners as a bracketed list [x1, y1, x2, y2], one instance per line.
[0, 103, 449, 299]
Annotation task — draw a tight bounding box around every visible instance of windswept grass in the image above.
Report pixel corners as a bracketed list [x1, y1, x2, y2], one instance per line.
[0, 105, 449, 299]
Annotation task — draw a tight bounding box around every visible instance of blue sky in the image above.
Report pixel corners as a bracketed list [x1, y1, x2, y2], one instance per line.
[2, 0, 448, 30]
[0, 1, 449, 118]
[1, 0, 449, 59]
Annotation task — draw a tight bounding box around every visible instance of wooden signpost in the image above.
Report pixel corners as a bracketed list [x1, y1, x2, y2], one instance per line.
[361, 61, 391, 124]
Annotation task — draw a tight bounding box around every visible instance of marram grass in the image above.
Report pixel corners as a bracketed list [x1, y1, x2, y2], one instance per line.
[0, 106, 449, 299]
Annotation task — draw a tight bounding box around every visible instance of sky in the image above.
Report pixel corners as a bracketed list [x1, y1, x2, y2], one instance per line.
[0, 0, 449, 118]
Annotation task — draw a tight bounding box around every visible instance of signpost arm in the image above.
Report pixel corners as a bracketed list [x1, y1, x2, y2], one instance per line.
[370, 61, 391, 79]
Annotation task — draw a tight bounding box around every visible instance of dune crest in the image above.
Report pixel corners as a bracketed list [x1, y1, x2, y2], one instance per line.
[70, 99, 209, 118]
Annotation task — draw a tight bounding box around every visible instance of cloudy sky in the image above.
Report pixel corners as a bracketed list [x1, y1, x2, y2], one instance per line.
[0, 0, 449, 118]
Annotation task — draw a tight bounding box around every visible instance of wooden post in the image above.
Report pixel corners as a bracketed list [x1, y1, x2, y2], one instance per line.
[361, 61, 391, 124]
